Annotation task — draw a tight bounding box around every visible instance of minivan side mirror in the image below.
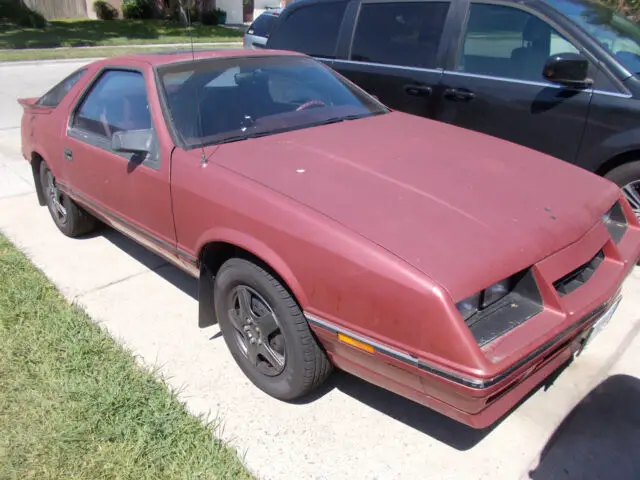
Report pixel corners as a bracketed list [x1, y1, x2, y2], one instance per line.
[111, 129, 153, 154]
[542, 53, 593, 87]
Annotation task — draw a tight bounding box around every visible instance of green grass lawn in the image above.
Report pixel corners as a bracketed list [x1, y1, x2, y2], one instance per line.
[0, 18, 243, 49]
[0, 234, 252, 479]
[0, 43, 238, 61]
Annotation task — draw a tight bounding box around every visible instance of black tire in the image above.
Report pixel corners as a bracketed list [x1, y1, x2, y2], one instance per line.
[604, 160, 640, 191]
[40, 162, 97, 238]
[605, 161, 640, 222]
[214, 258, 332, 401]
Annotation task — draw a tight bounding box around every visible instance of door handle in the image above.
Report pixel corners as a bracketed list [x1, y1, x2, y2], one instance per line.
[64, 148, 73, 162]
[404, 84, 432, 97]
[444, 88, 475, 102]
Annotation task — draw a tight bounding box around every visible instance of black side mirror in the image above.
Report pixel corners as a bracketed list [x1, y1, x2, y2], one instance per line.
[543, 53, 593, 87]
[111, 129, 153, 154]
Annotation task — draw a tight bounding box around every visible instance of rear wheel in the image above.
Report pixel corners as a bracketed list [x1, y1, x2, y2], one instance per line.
[604, 161, 640, 222]
[40, 162, 97, 237]
[214, 258, 332, 401]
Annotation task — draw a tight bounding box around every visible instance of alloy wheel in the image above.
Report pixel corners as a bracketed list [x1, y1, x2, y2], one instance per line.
[228, 285, 286, 376]
[45, 169, 68, 224]
[622, 180, 640, 221]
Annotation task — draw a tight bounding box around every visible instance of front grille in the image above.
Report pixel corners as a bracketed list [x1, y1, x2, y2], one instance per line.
[553, 249, 604, 296]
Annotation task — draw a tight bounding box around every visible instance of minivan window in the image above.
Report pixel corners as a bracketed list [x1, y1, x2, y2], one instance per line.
[545, 0, 640, 74]
[267, 2, 347, 58]
[458, 3, 579, 81]
[351, 2, 450, 69]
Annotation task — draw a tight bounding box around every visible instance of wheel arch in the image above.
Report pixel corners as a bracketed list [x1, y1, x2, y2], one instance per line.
[196, 233, 307, 329]
[595, 149, 640, 178]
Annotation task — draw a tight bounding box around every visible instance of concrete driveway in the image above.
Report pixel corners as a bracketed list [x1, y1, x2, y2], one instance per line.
[1, 59, 639, 480]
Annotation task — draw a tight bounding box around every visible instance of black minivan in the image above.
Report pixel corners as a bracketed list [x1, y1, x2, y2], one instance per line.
[267, 0, 640, 219]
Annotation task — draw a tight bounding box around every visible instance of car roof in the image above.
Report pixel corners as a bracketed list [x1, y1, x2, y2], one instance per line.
[91, 48, 304, 69]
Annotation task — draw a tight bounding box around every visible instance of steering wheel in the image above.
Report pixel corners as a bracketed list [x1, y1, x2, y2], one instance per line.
[296, 100, 326, 111]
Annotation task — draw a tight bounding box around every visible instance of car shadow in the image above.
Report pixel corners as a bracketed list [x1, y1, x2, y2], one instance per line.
[528, 374, 640, 480]
[99, 228, 579, 451]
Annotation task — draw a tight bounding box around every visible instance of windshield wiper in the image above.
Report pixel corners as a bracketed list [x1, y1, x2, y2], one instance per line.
[213, 130, 273, 145]
[312, 113, 369, 126]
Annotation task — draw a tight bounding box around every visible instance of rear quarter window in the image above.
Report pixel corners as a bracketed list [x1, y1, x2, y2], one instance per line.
[268, 1, 347, 58]
[36, 68, 87, 108]
[247, 13, 278, 37]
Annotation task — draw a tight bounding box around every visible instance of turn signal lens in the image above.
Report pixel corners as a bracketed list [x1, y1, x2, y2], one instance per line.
[338, 333, 374, 353]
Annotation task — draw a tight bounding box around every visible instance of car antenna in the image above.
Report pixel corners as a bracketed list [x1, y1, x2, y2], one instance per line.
[182, 0, 208, 165]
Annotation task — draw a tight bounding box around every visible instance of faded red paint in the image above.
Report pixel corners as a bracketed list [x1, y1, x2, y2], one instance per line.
[19, 50, 640, 428]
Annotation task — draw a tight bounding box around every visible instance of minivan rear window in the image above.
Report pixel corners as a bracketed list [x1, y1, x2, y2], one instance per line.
[268, 1, 347, 58]
[248, 13, 279, 37]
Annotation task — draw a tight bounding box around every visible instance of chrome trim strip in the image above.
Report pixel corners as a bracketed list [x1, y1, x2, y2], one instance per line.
[305, 312, 487, 388]
[330, 61, 632, 97]
[58, 184, 200, 275]
[331, 58, 442, 75]
[305, 296, 619, 390]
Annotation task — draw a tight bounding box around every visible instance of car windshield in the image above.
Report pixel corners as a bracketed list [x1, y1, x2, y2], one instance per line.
[157, 55, 388, 149]
[545, 0, 640, 74]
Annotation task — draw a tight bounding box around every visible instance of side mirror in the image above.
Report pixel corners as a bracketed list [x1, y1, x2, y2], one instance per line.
[111, 129, 153, 154]
[543, 53, 593, 87]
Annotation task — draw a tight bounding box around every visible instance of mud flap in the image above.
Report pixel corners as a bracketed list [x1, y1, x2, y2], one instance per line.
[198, 261, 218, 328]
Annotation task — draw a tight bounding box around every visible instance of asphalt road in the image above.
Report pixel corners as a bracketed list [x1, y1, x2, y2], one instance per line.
[1, 59, 639, 480]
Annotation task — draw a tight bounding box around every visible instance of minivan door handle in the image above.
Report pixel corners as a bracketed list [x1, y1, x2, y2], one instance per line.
[444, 88, 475, 102]
[404, 84, 432, 97]
[64, 148, 73, 162]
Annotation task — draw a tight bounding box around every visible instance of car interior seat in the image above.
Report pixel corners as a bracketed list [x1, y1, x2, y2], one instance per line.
[510, 16, 552, 81]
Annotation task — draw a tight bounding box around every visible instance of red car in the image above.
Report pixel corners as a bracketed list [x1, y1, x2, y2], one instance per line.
[19, 50, 640, 428]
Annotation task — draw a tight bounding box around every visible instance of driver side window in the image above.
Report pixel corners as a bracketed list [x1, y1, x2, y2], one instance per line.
[73, 69, 152, 138]
[458, 4, 580, 82]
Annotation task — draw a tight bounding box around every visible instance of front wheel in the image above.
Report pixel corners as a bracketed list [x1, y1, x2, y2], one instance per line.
[214, 258, 332, 401]
[604, 161, 640, 222]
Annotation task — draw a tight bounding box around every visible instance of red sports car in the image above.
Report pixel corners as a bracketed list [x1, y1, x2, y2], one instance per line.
[19, 50, 640, 428]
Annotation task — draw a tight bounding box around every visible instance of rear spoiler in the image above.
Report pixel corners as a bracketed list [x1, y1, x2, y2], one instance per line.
[18, 97, 39, 108]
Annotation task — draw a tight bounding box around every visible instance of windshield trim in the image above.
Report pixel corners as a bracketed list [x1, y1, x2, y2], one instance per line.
[154, 54, 390, 151]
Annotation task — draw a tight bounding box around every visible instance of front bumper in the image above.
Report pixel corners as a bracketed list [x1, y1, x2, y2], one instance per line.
[309, 209, 640, 429]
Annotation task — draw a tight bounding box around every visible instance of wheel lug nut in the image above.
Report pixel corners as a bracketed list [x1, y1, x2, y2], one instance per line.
[250, 338, 256, 344]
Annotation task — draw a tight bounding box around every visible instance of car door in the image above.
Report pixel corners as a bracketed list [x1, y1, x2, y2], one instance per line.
[332, 0, 456, 118]
[64, 67, 176, 250]
[437, 1, 594, 163]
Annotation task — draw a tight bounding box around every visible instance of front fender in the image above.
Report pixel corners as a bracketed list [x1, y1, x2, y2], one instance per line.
[195, 226, 308, 306]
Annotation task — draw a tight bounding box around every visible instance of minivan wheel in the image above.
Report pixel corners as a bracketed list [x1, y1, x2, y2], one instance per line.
[213, 258, 332, 401]
[604, 161, 640, 221]
[40, 162, 97, 237]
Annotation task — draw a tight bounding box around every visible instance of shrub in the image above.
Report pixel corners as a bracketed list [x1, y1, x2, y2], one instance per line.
[122, 0, 155, 19]
[200, 9, 218, 25]
[93, 0, 119, 20]
[0, 0, 47, 28]
[200, 8, 226, 25]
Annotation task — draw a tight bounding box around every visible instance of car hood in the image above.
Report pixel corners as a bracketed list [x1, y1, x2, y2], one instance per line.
[215, 112, 620, 300]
